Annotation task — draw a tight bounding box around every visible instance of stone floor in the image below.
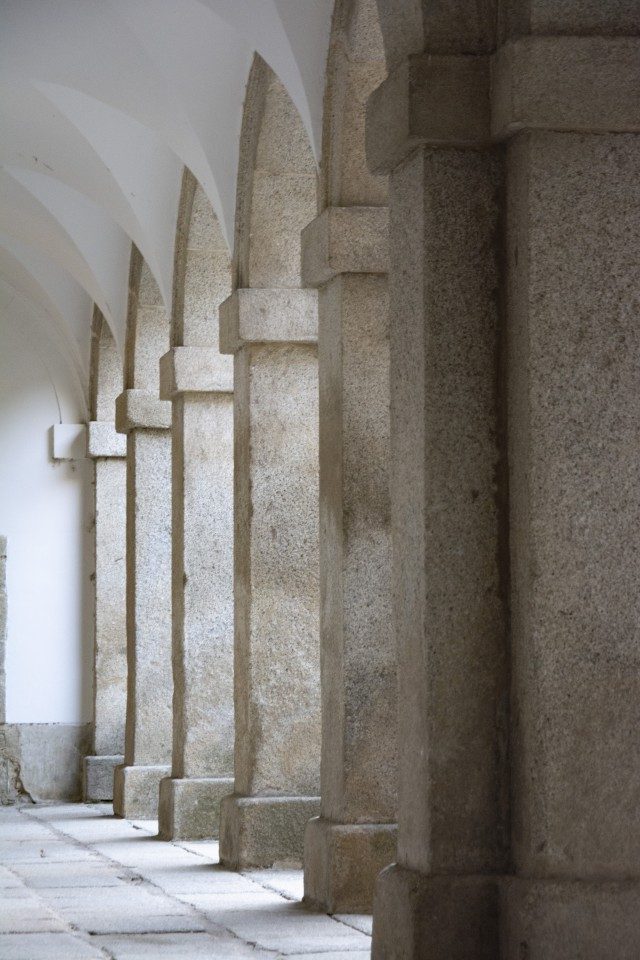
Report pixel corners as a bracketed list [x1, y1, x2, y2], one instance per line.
[0, 803, 372, 959]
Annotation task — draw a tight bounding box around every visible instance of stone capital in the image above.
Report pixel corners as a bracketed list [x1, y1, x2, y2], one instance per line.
[115, 390, 172, 434]
[159, 347, 233, 400]
[366, 53, 491, 173]
[301, 207, 389, 288]
[366, 38, 640, 174]
[86, 421, 127, 459]
[219, 288, 317, 355]
[492, 37, 640, 140]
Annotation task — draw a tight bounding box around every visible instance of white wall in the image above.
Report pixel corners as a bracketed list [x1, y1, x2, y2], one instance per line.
[0, 314, 92, 723]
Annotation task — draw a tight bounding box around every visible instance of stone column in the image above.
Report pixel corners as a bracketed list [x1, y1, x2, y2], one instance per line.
[157, 347, 234, 839]
[497, 35, 640, 956]
[301, 206, 397, 913]
[367, 54, 508, 958]
[113, 389, 173, 819]
[83, 422, 127, 801]
[218, 287, 321, 869]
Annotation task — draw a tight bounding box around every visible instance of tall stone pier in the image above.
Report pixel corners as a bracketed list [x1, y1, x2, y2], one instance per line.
[301, 206, 397, 913]
[218, 287, 321, 868]
[113, 390, 172, 818]
[368, 4, 640, 958]
[157, 346, 234, 839]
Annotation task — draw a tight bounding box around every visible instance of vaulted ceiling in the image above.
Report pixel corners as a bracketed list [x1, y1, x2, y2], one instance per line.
[0, 0, 333, 399]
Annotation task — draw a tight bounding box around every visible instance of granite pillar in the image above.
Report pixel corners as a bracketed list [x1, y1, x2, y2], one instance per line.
[368, 18, 640, 959]
[113, 389, 172, 818]
[498, 34, 640, 958]
[83, 422, 127, 801]
[301, 206, 397, 913]
[367, 51, 508, 959]
[218, 287, 321, 868]
[157, 347, 234, 839]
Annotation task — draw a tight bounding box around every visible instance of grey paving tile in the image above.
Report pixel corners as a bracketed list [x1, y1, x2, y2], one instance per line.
[0, 866, 22, 889]
[93, 931, 274, 959]
[11, 859, 124, 889]
[0, 841, 99, 864]
[244, 867, 304, 900]
[0, 897, 66, 934]
[334, 914, 373, 935]
[0, 932, 104, 959]
[278, 954, 371, 960]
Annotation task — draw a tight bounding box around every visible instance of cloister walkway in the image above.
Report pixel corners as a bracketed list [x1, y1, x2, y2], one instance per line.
[0, 804, 372, 959]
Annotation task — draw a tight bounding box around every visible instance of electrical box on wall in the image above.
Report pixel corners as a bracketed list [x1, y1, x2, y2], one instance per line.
[50, 424, 86, 462]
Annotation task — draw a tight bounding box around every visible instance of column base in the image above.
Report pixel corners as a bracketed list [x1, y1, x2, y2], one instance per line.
[158, 776, 234, 840]
[219, 794, 320, 869]
[501, 876, 640, 959]
[112, 764, 170, 819]
[371, 864, 499, 960]
[82, 754, 123, 801]
[304, 816, 397, 913]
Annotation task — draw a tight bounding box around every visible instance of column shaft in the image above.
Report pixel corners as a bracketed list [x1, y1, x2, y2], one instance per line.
[113, 391, 173, 818]
[503, 128, 640, 956]
[158, 346, 235, 839]
[83, 423, 127, 800]
[302, 207, 397, 912]
[371, 143, 508, 959]
[218, 288, 321, 868]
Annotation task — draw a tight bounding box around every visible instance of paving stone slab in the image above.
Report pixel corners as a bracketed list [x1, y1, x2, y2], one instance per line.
[0, 866, 22, 888]
[334, 914, 373, 935]
[0, 841, 100, 864]
[11, 859, 124, 889]
[245, 867, 304, 900]
[0, 932, 105, 959]
[92, 931, 275, 959]
[0, 898, 66, 934]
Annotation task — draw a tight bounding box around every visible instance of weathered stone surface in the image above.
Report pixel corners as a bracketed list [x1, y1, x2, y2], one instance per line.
[113, 427, 172, 820]
[159, 347, 233, 398]
[372, 865, 499, 960]
[220, 795, 320, 869]
[83, 755, 123, 803]
[303, 243, 397, 912]
[158, 776, 234, 840]
[115, 390, 172, 433]
[160, 392, 234, 839]
[219, 289, 317, 354]
[501, 877, 640, 959]
[219, 290, 321, 867]
[0, 724, 91, 803]
[159, 178, 236, 841]
[113, 764, 170, 820]
[366, 54, 491, 173]
[91, 454, 127, 763]
[86, 421, 126, 459]
[304, 817, 397, 914]
[506, 130, 640, 914]
[301, 207, 389, 287]
[493, 37, 640, 139]
[370, 141, 506, 955]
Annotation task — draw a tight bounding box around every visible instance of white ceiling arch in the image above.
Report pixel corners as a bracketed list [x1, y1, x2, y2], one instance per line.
[0, 0, 334, 387]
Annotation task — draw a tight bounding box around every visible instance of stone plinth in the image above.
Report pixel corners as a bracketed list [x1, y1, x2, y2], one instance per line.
[301, 207, 397, 913]
[218, 288, 321, 868]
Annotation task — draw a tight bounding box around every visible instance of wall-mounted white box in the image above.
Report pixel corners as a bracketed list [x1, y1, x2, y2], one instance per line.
[50, 423, 86, 461]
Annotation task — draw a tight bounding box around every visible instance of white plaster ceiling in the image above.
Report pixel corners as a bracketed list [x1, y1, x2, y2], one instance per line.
[0, 0, 333, 394]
